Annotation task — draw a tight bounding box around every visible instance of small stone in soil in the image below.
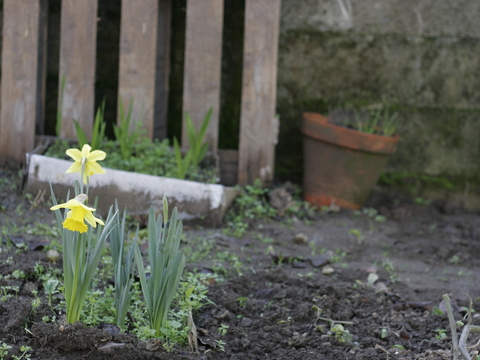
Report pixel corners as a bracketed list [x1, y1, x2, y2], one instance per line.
[306, 255, 330, 267]
[322, 265, 335, 275]
[255, 288, 274, 299]
[292, 261, 308, 268]
[45, 249, 60, 262]
[293, 233, 308, 245]
[240, 317, 253, 327]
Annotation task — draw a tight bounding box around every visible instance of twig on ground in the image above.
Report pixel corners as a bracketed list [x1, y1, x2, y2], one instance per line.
[459, 295, 480, 360]
[30, 188, 46, 209]
[443, 294, 459, 360]
[375, 344, 390, 360]
[459, 325, 480, 359]
[444, 293, 480, 360]
[317, 317, 354, 325]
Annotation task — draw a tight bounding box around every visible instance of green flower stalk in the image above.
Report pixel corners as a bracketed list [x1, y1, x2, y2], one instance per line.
[50, 144, 116, 324]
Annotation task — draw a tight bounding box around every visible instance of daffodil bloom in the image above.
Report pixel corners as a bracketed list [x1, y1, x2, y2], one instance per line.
[50, 194, 104, 233]
[66, 144, 106, 184]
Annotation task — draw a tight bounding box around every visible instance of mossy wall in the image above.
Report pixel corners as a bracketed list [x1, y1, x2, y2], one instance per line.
[276, 0, 480, 185]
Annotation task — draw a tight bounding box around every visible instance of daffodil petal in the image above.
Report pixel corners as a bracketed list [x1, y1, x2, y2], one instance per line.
[50, 199, 82, 211]
[80, 203, 96, 212]
[81, 144, 92, 157]
[87, 162, 106, 176]
[70, 207, 86, 222]
[65, 199, 83, 208]
[66, 149, 83, 162]
[87, 150, 106, 162]
[84, 211, 104, 227]
[66, 162, 82, 174]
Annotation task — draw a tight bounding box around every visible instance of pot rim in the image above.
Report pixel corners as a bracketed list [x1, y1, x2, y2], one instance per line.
[301, 112, 400, 155]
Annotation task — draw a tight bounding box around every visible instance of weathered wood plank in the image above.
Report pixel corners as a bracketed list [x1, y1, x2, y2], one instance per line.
[154, 0, 171, 140]
[238, 0, 281, 186]
[118, 0, 158, 138]
[182, 0, 224, 154]
[0, 0, 41, 164]
[218, 149, 238, 186]
[59, 0, 98, 139]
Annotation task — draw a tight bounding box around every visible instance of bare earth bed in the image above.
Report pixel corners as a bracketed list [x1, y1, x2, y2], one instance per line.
[1, 165, 480, 359]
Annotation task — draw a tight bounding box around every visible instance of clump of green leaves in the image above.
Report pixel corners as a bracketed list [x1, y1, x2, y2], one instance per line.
[45, 138, 218, 183]
[173, 138, 192, 180]
[73, 99, 106, 151]
[12, 345, 32, 360]
[329, 105, 399, 136]
[0, 342, 11, 359]
[154, 271, 217, 346]
[82, 287, 116, 326]
[113, 97, 145, 160]
[134, 199, 186, 337]
[173, 108, 212, 179]
[79, 269, 216, 346]
[224, 180, 317, 237]
[224, 179, 277, 237]
[354, 107, 398, 136]
[185, 108, 212, 167]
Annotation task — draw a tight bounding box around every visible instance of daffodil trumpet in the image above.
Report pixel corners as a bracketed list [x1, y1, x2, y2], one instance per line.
[50, 194, 104, 234]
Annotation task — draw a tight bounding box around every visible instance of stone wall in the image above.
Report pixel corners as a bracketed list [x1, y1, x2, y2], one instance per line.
[276, 0, 480, 186]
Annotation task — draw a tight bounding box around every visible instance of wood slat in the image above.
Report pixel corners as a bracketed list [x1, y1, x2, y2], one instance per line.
[154, 0, 171, 140]
[238, 0, 281, 186]
[0, 0, 42, 164]
[118, 0, 158, 139]
[218, 149, 238, 186]
[59, 0, 98, 140]
[182, 0, 224, 154]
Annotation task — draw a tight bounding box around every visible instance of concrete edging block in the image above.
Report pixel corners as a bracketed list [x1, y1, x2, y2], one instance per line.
[25, 154, 240, 226]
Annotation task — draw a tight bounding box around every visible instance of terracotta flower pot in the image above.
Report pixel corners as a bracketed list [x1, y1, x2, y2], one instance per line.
[302, 112, 400, 209]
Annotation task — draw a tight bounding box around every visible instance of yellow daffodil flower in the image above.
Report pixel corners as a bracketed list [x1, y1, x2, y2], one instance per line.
[50, 194, 104, 233]
[66, 144, 106, 184]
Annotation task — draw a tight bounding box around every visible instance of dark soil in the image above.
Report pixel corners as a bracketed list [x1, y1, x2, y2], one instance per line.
[1, 164, 480, 359]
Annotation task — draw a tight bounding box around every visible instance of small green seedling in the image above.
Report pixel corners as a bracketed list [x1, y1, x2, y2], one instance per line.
[12, 345, 32, 360]
[349, 229, 364, 245]
[43, 278, 60, 307]
[329, 323, 352, 343]
[0, 342, 11, 359]
[218, 323, 229, 336]
[237, 297, 248, 308]
[435, 328, 447, 339]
